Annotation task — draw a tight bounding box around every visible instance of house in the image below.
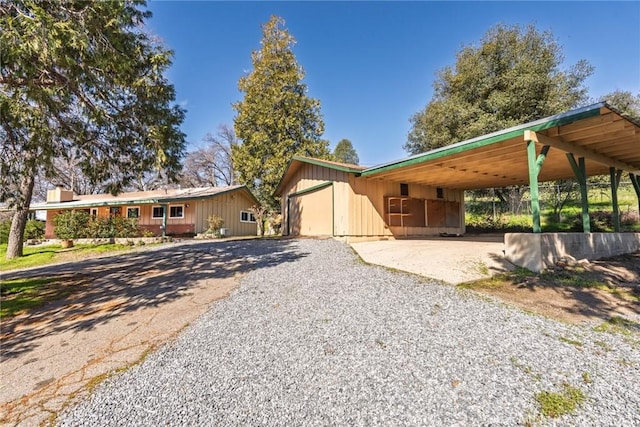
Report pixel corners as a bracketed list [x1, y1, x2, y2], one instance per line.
[34, 185, 260, 239]
[275, 157, 465, 240]
[275, 103, 640, 271]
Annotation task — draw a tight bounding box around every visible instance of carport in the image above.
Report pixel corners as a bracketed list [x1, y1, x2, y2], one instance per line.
[362, 102, 640, 271]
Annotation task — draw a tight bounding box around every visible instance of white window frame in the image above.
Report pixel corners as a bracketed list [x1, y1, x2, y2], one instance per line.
[169, 204, 184, 219]
[126, 206, 140, 219]
[152, 205, 165, 219]
[240, 210, 256, 223]
[90, 208, 98, 217]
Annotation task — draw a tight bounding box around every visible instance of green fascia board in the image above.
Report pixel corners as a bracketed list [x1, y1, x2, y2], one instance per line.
[287, 181, 333, 198]
[161, 186, 260, 205]
[274, 156, 362, 196]
[361, 103, 604, 177]
[33, 198, 162, 210]
[290, 156, 364, 174]
[31, 186, 259, 211]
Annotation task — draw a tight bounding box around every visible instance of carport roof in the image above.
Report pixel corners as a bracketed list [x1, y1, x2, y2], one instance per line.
[361, 102, 640, 190]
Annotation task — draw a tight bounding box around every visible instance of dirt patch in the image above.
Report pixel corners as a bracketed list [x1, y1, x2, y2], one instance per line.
[460, 252, 640, 326]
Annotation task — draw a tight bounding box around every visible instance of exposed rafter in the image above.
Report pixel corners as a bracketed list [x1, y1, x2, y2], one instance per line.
[524, 130, 638, 173]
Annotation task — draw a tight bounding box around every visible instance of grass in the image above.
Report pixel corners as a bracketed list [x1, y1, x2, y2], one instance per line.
[535, 383, 586, 418]
[0, 276, 81, 319]
[0, 242, 146, 271]
[593, 316, 640, 336]
[559, 336, 584, 348]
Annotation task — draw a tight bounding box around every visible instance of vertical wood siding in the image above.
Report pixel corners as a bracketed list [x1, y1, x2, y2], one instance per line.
[280, 162, 466, 238]
[194, 191, 257, 236]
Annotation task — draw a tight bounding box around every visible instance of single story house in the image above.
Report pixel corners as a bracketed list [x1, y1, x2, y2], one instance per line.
[34, 185, 259, 239]
[275, 103, 640, 269]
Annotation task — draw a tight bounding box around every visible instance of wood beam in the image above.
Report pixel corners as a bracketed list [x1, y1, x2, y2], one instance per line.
[566, 154, 591, 233]
[525, 130, 638, 173]
[610, 167, 622, 232]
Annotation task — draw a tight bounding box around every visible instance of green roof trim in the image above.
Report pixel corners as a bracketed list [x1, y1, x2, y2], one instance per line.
[362, 103, 604, 177]
[30, 186, 259, 210]
[291, 156, 364, 174]
[287, 181, 333, 197]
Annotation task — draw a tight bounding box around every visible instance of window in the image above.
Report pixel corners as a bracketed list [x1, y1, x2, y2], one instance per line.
[240, 211, 256, 223]
[90, 208, 98, 217]
[109, 207, 121, 217]
[152, 206, 165, 219]
[436, 187, 444, 199]
[400, 183, 409, 197]
[169, 205, 184, 218]
[126, 207, 140, 219]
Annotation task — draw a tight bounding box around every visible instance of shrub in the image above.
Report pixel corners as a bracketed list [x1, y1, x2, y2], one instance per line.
[0, 218, 10, 244]
[24, 219, 45, 240]
[53, 211, 91, 239]
[205, 215, 224, 235]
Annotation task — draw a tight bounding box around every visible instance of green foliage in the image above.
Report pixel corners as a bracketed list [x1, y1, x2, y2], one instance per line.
[205, 215, 225, 235]
[53, 211, 91, 239]
[53, 211, 139, 239]
[535, 383, 586, 418]
[601, 90, 640, 122]
[333, 139, 359, 164]
[24, 219, 45, 240]
[406, 24, 593, 154]
[0, 0, 186, 258]
[0, 219, 9, 244]
[232, 16, 331, 208]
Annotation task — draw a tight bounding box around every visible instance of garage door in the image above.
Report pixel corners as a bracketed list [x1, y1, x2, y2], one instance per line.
[288, 185, 332, 236]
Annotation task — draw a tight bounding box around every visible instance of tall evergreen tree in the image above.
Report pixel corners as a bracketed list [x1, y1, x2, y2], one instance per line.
[333, 139, 359, 165]
[233, 16, 330, 209]
[0, 0, 186, 259]
[405, 24, 593, 154]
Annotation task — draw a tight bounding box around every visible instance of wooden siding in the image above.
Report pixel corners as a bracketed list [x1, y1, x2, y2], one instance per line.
[43, 189, 257, 238]
[288, 185, 333, 236]
[280, 161, 466, 238]
[194, 190, 257, 236]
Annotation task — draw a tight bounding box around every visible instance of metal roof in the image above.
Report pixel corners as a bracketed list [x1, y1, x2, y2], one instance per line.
[30, 185, 259, 210]
[361, 102, 640, 189]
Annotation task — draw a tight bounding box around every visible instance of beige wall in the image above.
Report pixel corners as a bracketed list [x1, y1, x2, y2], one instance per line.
[281, 162, 466, 238]
[288, 185, 333, 236]
[44, 189, 258, 238]
[194, 190, 257, 236]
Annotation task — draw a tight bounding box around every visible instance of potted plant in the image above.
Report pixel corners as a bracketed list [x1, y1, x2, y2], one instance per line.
[205, 215, 224, 238]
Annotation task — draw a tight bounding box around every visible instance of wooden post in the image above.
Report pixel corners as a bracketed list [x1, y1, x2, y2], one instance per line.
[610, 167, 621, 232]
[630, 173, 640, 217]
[567, 154, 590, 233]
[527, 140, 549, 233]
[161, 204, 168, 237]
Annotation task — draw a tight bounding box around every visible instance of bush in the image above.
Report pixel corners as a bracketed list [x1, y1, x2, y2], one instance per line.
[53, 211, 91, 239]
[205, 215, 224, 235]
[24, 219, 45, 240]
[54, 211, 140, 239]
[0, 219, 10, 244]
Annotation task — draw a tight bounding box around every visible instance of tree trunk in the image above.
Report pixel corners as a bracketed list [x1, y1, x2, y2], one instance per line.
[6, 173, 35, 260]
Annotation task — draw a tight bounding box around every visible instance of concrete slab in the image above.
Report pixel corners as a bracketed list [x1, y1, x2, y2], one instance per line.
[350, 235, 513, 284]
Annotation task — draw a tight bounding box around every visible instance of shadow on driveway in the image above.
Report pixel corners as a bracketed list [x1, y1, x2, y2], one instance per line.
[1, 238, 306, 360]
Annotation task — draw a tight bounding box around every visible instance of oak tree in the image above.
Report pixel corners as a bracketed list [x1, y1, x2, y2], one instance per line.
[233, 16, 330, 209]
[0, 0, 185, 258]
[405, 24, 593, 154]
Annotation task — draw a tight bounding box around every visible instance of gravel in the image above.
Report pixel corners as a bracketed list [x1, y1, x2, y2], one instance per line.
[59, 238, 640, 426]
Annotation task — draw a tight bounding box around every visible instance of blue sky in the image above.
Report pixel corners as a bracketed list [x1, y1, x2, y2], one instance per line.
[147, 1, 640, 167]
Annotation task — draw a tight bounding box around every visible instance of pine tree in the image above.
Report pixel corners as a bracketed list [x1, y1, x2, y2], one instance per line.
[333, 139, 359, 165]
[233, 16, 330, 209]
[0, 0, 185, 259]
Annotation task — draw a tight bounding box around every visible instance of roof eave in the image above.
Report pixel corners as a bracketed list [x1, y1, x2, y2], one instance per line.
[362, 102, 606, 177]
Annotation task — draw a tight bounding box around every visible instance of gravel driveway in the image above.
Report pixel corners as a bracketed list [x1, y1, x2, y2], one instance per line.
[59, 239, 640, 426]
